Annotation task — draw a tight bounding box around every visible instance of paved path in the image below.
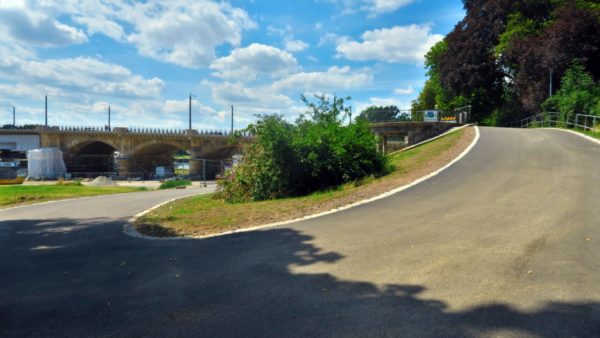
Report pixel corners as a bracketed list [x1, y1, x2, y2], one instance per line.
[1, 127, 599, 337]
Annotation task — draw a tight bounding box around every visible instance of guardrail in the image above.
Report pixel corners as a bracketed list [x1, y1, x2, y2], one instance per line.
[506, 112, 599, 136]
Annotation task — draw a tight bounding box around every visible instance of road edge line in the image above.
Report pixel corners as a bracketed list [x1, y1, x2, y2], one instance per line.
[388, 123, 471, 155]
[124, 126, 481, 241]
[544, 128, 600, 146]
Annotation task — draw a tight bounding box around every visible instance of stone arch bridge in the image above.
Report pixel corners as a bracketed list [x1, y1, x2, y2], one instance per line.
[1, 126, 250, 179]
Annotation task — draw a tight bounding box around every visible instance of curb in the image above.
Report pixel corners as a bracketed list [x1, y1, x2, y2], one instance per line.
[125, 126, 481, 241]
[544, 128, 600, 146]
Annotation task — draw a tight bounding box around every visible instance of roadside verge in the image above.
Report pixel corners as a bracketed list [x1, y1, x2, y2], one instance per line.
[125, 125, 480, 240]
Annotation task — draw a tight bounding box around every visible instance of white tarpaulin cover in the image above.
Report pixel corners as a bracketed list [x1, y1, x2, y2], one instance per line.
[27, 148, 66, 179]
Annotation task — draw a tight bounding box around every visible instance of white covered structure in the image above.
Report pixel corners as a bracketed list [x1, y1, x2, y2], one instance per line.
[27, 148, 66, 179]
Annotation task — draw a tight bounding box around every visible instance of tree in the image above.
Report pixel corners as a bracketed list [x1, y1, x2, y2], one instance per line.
[216, 95, 388, 202]
[413, 0, 600, 124]
[543, 60, 600, 122]
[358, 105, 402, 122]
[505, 2, 600, 114]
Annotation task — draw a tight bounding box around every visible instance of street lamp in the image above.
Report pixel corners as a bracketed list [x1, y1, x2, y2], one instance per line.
[99, 103, 111, 130]
[230, 105, 234, 134]
[44, 93, 55, 127]
[188, 93, 196, 130]
[45, 94, 48, 126]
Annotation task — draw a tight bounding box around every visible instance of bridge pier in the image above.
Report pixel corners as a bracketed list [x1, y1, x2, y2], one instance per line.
[117, 158, 135, 179]
[189, 159, 203, 180]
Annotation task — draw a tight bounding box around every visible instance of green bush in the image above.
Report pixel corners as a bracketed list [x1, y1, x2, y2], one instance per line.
[543, 60, 600, 122]
[159, 179, 191, 190]
[216, 95, 388, 202]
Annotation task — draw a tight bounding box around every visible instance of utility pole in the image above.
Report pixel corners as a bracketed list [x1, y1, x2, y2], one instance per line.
[108, 105, 111, 130]
[12, 106, 15, 127]
[230, 105, 234, 134]
[549, 70, 553, 97]
[189, 93, 192, 130]
[45, 94, 48, 127]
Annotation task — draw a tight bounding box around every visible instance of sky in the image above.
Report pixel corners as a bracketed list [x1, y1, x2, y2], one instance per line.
[0, 0, 465, 130]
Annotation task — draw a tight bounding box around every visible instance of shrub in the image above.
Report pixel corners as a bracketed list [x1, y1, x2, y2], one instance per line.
[543, 60, 600, 122]
[216, 95, 387, 202]
[159, 179, 191, 190]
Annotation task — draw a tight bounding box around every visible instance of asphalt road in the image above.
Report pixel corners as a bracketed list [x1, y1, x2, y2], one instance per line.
[1, 127, 599, 337]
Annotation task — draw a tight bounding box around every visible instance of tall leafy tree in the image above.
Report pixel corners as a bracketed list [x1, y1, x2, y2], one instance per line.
[358, 105, 404, 122]
[413, 0, 600, 124]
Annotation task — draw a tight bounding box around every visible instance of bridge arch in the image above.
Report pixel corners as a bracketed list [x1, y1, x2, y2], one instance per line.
[129, 141, 192, 179]
[64, 140, 118, 175]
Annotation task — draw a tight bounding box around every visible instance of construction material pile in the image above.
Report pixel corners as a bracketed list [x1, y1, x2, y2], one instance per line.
[88, 176, 118, 187]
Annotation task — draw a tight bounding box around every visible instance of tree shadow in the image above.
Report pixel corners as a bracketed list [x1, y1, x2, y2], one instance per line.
[0, 218, 599, 337]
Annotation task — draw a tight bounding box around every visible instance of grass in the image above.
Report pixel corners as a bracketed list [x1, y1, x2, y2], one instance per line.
[159, 179, 192, 189]
[530, 124, 600, 141]
[576, 128, 600, 141]
[138, 127, 471, 237]
[0, 184, 146, 208]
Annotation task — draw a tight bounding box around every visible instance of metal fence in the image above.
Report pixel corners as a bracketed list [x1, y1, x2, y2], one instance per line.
[364, 106, 470, 124]
[507, 112, 599, 136]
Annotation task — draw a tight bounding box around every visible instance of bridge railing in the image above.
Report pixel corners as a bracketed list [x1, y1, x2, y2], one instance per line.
[0, 124, 253, 137]
[506, 112, 599, 136]
[361, 109, 468, 124]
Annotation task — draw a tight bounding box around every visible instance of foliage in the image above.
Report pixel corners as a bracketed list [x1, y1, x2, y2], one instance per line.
[542, 61, 600, 122]
[159, 179, 192, 190]
[55, 179, 82, 186]
[413, 0, 600, 125]
[216, 95, 388, 203]
[358, 105, 409, 122]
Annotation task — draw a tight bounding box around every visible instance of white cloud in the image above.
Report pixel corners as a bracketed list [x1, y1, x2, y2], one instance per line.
[210, 43, 299, 81]
[272, 66, 372, 92]
[336, 24, 443, 64]
[0, 4, 87, 47]
[125, 1, 256, 68]
[318, 32, 341, 47]
[208, 81, 294, 109]
[362, 0, 415, 17]
[0, 55, 164, 98]
[206, 65, 372, 117]
[163, 99, 216, 116]
[74, 16, 125, 41]
[284, 38, 309, 52]
[324, 0, 415, 16]
[13, 0, 257, 68]
[394, 85, 414, 95]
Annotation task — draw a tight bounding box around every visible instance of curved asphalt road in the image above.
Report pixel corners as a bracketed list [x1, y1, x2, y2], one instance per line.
[1, 127, 599, 337]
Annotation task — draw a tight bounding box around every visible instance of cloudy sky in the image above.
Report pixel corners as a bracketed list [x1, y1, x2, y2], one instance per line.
[0, 0, 464, 130]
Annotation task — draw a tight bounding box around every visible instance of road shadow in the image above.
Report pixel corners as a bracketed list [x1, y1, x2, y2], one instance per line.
[1, 218, 599, 337]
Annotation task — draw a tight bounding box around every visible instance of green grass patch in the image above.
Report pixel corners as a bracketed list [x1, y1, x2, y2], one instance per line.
[138, 127, 470, 237]
[0, 184, 146, 207]
[576, 128, 600, 141]
[159, 179, 192, 190]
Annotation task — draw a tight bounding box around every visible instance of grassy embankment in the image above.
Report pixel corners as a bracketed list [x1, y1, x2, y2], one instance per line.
[0, 182, 146, 208]
[137, 126, 473, 238]
[576, 128, 600, 141]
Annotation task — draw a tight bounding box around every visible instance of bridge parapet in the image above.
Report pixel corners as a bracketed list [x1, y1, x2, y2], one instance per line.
[369, 121, 462, 153]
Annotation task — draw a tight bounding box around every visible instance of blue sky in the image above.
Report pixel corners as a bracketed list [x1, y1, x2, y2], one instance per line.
[0, 0, 464, 130]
